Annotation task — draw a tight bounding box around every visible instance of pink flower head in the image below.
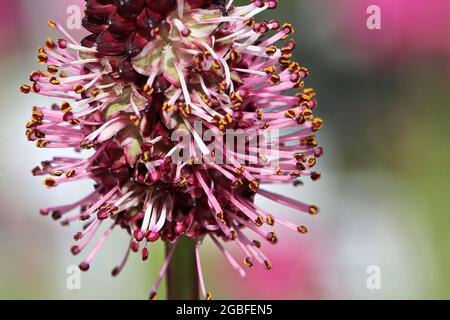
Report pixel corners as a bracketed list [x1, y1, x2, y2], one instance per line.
[22, 0, 323, 299]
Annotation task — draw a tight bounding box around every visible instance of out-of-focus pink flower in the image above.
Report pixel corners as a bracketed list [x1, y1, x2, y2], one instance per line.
[0, 1, 23, 50]
[0, 0, 86, 51]
[329, 0, 450, 65]
[216, 232, 325, 299]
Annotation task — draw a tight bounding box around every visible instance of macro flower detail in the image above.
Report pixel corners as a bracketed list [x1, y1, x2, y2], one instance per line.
[22, 0, 323, 300]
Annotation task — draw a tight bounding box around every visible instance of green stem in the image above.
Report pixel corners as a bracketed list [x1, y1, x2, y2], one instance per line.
[165, 236, 199, 300]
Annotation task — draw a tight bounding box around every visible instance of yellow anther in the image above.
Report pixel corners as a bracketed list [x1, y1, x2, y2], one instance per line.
[264, 260, 273, 270]
[311, 171, 321, 181]
[266, 46, 277, 55]
[309, 205, 319, 215]
[266, 214, 275, 226]
[312, 118, 324, 131]
[244, 258, 254, 268]
[297, 225, 308, 234]
[65, 170, 76, 178]
[36, 139, 48, 148]
[284, 108, 298, 119]
[249, 180, 260, 192]
[20, 84, 31, 94]
[43, 177, 56, 188]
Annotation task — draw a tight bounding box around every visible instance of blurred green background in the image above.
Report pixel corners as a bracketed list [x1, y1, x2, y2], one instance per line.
[0, 0, 449, 299]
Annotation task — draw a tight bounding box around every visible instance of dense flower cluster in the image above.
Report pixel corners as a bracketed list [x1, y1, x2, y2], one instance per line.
[22, 0, 323, 299]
